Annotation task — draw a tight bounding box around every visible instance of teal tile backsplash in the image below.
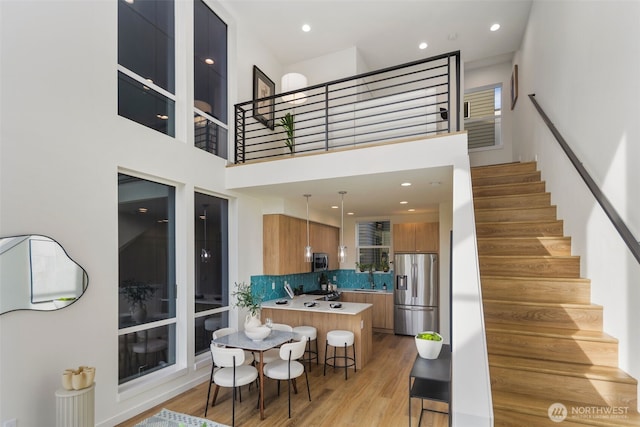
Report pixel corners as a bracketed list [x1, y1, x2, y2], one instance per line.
[250, 269, 394, 301]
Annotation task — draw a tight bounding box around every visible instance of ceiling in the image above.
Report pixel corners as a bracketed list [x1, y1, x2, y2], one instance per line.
[221, 0, 533, 220]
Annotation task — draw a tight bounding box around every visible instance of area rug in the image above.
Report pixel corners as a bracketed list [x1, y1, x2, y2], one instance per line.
[134, 408, 229, 427]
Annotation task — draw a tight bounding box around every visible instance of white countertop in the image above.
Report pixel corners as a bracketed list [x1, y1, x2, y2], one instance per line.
[338, 288, 392, 295]
[261, 294, 372, 315]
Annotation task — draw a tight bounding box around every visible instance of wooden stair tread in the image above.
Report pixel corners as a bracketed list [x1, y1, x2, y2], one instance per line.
[473, 181, 546, 192]
[471, 161, 538, 178]
[472, 171, 542, 186]
[492, 390, 640, 426]
[489, 355, 637, 384]
[477, 236, 572, 256]
[485, 323, 618, 343]
[481, 274, 588, 283]
[484, 299, 600, 310]
[473, 193, 552, 209]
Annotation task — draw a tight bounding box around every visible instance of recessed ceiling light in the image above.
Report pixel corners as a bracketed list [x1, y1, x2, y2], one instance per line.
[138, 207, 148, 213]
[490, 23, 501, 32]
[400, 201, 408, 205]
[205, 58, 214, 65]
[430, 181, 442, 186]
[419, 42, 428, 50]
[156, 114, 169, 120]
[347, 212, 354, 216]
[408, 208, 416, 212]
[401, 182, 412, 187]
[331, 205, 339, 209]
[302, 24, 311, 32]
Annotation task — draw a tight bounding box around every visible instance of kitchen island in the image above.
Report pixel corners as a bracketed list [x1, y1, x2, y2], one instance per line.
[261, 295, 373, 369]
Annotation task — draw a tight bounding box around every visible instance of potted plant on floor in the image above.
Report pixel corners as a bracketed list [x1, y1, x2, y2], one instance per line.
[277, 112, 295, 153]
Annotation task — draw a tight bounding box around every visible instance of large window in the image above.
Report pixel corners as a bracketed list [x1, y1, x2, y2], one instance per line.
[194, 192, 229, 355]
[464, 84, 502, 150]
[118, 173, 176, 384]
[118, 0, 176, 136]
[193, 0, 228, 158]
[356, 221, 391, 271]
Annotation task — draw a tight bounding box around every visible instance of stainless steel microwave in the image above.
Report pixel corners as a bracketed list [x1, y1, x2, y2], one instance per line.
[312, 253, 329, 271]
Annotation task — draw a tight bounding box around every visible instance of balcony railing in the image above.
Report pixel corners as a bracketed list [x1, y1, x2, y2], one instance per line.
[234, 51, 461, 164]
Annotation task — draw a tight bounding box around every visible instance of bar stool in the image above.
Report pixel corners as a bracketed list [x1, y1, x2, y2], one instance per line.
[292, 326, 318, 370]
[324, 330, 356, 380]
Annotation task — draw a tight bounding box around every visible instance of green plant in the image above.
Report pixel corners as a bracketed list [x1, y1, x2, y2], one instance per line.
[119, 279, 155, 308]
[277, 112, 295, 152]
[232, 281, 263, 316]
[416, 332, 442, 341]
[355, 262, 369, 272]
[378, 260, 390, 272]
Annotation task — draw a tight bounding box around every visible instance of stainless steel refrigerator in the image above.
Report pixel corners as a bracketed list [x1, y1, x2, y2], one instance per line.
[394, 253, 439, 336]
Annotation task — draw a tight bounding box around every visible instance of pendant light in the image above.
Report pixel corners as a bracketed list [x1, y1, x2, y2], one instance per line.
[338, 191, 347, 263]
[201, 205, 212, 263]
[304, 194, 312, 262]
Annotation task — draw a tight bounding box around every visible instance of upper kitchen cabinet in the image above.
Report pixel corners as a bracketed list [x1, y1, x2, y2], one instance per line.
[393, 222, 439, 253]
[263, 214, 339, 275]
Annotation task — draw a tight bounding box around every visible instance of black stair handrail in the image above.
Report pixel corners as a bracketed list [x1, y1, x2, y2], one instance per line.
[529, 93, 640, 264]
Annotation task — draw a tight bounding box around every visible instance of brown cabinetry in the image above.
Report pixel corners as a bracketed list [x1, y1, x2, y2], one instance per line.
[263, 214, 339, 275]
[341, 291, 394, 333]
[393, 222, 439, 253]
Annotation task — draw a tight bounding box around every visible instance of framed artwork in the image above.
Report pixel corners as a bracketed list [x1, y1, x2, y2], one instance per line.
[253, 65, 275, 129]
[511, 64, 519, 110]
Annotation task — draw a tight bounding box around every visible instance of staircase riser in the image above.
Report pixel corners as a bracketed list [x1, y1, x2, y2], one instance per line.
[490, 366, 638, 409]
[480, 257, 581, 278]
[483, 303, 603, 331]
[473, 171, 541, 187]
[476, 221, 564, 237]
[474, 182, 546, 197]
[481, 278, 591, 304]
[471, 162, 538, 179]
[475, 206, 557, 223]
[486, 332, 619, 367]
[474, 193, 551, 210]
[478, 238, 572, 256]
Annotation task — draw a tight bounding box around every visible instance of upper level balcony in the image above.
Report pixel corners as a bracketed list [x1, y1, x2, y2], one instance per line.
[233, 51, 461, 164]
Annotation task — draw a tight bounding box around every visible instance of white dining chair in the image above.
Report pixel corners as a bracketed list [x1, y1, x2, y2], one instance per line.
[205, 327, 255, 417]
[209, 346, 259, 426]
[262, 336, 311, 418]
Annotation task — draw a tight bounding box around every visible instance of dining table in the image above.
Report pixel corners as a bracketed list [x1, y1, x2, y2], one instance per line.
[212, 329, 294, 420]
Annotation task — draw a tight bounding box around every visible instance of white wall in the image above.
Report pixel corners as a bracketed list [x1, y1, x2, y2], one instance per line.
[512, 0, 640, 404]
[0, 1, 267, 425]
[465, 60, 515, 167]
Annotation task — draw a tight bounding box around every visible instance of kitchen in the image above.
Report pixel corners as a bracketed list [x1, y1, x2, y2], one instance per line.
[255, 211, 444, 373]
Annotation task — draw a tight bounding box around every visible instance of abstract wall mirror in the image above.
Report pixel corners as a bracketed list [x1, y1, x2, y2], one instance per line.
[0, 235, 88, 314]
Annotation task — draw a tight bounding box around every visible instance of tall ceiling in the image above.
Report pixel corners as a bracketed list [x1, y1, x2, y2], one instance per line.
[221, 0, 533, 220]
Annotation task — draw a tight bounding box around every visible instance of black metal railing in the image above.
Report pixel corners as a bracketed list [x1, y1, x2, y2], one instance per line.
[529, 94, 640, 264]
[234, 51, 460, 164]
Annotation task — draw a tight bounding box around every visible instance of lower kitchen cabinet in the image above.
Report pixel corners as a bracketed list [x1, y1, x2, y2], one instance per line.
[341, 291, 393, 333]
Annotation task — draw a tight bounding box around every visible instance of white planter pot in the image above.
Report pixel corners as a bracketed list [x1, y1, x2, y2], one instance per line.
[415, 332, 443, 359]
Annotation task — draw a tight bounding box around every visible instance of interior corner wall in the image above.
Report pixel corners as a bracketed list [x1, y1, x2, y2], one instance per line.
[512, 0, 640, 406]
[465, 61, 515, 167]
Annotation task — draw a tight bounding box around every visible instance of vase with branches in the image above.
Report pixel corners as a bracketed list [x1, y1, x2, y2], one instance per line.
[120, 279, 156, 322]
[232, 281, 263, 329]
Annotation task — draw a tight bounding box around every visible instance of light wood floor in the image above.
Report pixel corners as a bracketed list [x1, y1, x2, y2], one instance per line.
[117, 332, 449, 427]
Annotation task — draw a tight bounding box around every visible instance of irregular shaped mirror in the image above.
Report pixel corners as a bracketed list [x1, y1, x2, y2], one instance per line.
[0, 235, 88, 314]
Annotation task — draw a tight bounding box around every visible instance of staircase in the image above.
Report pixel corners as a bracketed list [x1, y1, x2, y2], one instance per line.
[472, 162, 640, 426]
